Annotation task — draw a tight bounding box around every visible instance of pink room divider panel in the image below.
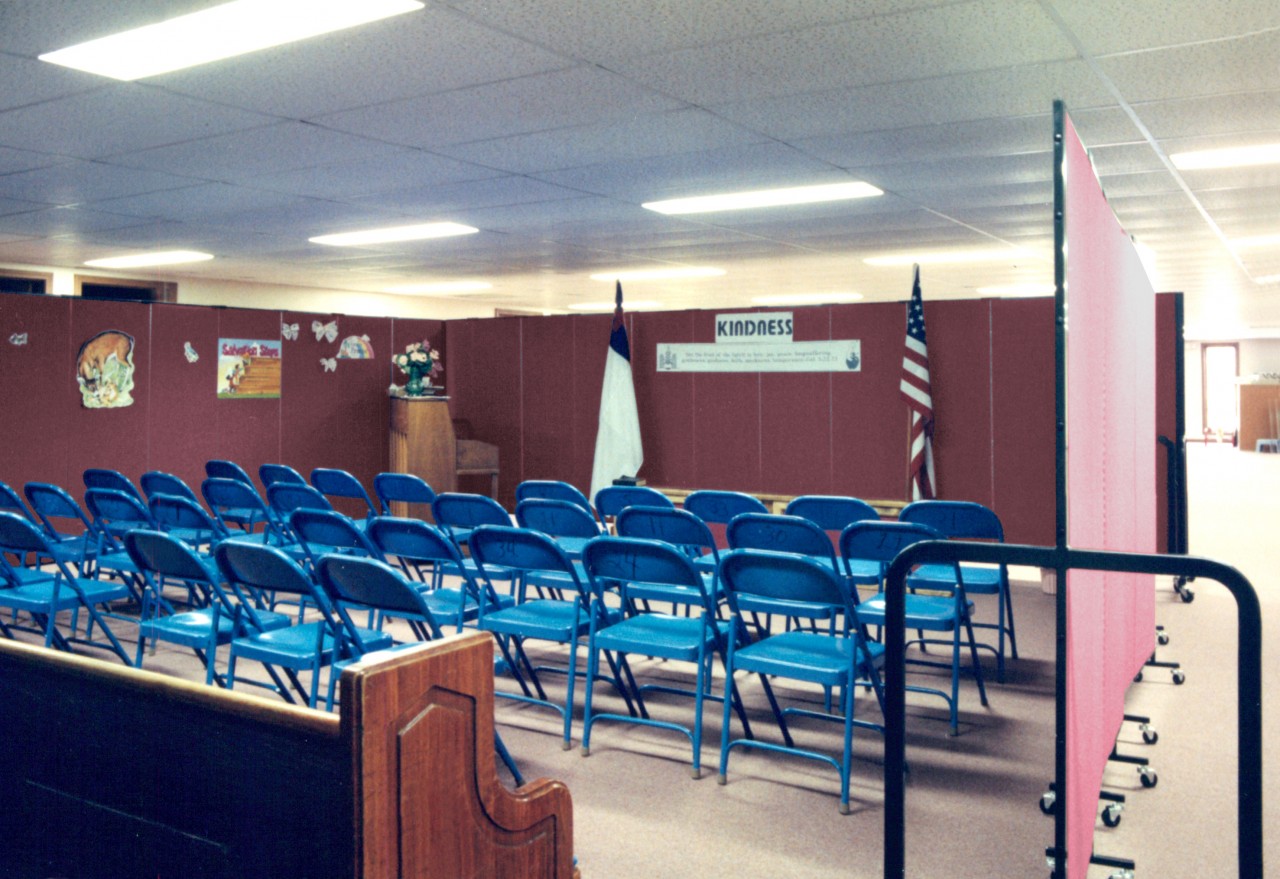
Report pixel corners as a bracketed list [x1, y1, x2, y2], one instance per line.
[1060, 105, 1158, 879]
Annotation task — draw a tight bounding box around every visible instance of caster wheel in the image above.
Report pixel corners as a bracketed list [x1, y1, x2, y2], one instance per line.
[1172, 669, 1186, 685]
[1139, 767, 1158, 788]
[1181, 588, 1195, 603]
[1158, 631, 1170, 646]
[1133, 671, 1143, 683]
[1141, 725, 1159, 745]
[1101, 804, 1123, 827]
[1040, 791, 1057, 815]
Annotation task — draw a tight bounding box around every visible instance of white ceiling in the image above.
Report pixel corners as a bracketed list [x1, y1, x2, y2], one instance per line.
[0, 0, 1277, 336]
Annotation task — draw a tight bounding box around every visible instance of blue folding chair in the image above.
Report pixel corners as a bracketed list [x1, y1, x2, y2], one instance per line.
[839, 520, 988, 736]
[373, 472, 437, 516]
[82, 487, 158, 600]
[266, 483, 333, 550]
[123, 529, 289, 683]
[898, 499, 1018, 680]
[140, 470, 202, 506]
[431, 492, 517, 592]
[0, 480, 35, 523]
[717, 548, 887, 813]
[726, 512, 846, 632]
[201, 477, 279, 541]
[23, 482, 100, 575]
[514, 498, 600, 597]
[311, 468, 379, 528]
[580, 536, 747, 777]
[204, 460, 259, 530]
[314, 553, 526, 785]
[683, 489, 768, 525]
[615, 505, 723, 608]
[366, 516, 507, 631]
[0, 511, 132, 663]
[784, 495, 881, 532]
[149, 492, 225, 552]
[516, 480, 597, 521]
[213, 540, 391, 707]
[469, 525, 625, 749]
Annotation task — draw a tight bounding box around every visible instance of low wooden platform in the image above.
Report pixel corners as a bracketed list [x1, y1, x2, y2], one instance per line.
[650, 486, 905, 519]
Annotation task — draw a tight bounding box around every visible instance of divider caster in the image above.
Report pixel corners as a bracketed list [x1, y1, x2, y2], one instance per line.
[1102, 802, 1124, 827]
[1138, 765, 1158, 788]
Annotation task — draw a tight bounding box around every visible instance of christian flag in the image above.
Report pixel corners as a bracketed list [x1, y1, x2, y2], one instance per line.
[589, 281, 644, 501]
[901, 265, 936, 499]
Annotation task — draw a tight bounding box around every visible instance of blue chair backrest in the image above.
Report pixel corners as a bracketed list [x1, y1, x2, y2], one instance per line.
[367, 516, 462, 568]
[468, 525, 585, 597]
[259, 463, 307, 487]
[149, 493, 224, 541]
[784, 495, 880, 532]
[83, 468, 144, 502]
[899, 500, 1004, 542]
[515, 480, 595, 516]
[432, 493, 511, 529]
[515, 498, 601, 538]
[316, 554, 442, 640]
[0, 509, 56, 554]
[124, 528, 214, 583]
[205, 459, 254, 485]
[719, 549, 854, 617]
[140, 471, 200, 504]
[593, 485, 674, 519]
[289, 508, 377, 556]
[683, 489, 767, 524]
[215, 540, 325, 604]
[373, 472, 437, 514]
[726, 512, 835, 561]
[0, 480, 34, 522]
[202, 476, 268, 519]
[268, 483, 333, 516]
[838, 520, 942, 579]
[615, 506, 718, 563]
[24, 482, 93, 535]
[311, 468, 377, 517]
[582, 535, 713, 610]
[84, 487, 157, 534]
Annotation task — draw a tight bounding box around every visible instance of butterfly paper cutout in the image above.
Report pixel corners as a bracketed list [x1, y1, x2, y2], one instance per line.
[312, 320, 338, 343]
[9, 332, 27, 346]
[320, 357, 337, 372]
[282, 322, 299, 341]
[183, 341, 199, 363]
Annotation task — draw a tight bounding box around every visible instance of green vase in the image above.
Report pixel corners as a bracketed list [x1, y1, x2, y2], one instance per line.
[405, 368, 426, 396]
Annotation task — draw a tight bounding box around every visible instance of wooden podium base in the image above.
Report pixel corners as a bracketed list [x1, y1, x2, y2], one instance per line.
[390, 396, 457, 497]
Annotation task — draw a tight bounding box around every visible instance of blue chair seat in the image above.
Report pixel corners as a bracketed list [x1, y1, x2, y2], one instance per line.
[729, 630, 871, 687]
[140, 610, 238, 647]
[0, 576, 129, 613]
[908, 562, 1002, 594]
[856, 593, 973, 630]
[842, 557, 883, 586]
[480, 599, 592, 642]
[231, 621, 391, 666]
[590, 612, 718, 660]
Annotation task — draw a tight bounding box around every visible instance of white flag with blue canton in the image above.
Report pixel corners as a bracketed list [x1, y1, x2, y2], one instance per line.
[590, 282, 644, 502]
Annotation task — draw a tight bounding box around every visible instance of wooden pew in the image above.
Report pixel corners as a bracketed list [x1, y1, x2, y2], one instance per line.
[0, 631, 577, 878]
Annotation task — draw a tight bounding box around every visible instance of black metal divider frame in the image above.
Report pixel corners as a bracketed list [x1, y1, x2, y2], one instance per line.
[879, 541, 1264, 879]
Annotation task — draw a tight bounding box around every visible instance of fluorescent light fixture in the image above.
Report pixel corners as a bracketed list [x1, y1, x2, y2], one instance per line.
[39, 0, 424, 81]
[643, 181, 882, 215]
[1170, 143, 1280, 171]
[568, 300, 662, 312]
[976, 283, 1055, 297]
[384, 281, 492, 295]
[84, 250, 213, 268]
[751, 292, 864, 306]
[1230, 233, 1280, 250]
[588, 267, 725, 282]
[864, 249, 1030, 267]
[310, 222, 477, 247]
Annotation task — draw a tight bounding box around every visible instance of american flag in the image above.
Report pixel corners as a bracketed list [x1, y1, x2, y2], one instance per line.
[900, 265, 936, 499]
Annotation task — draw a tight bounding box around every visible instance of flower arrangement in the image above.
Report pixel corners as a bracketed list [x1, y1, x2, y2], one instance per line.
[392, 340, 443, 396]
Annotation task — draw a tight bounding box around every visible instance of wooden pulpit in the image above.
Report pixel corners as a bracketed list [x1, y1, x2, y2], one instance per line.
[390, 396, 458, 495]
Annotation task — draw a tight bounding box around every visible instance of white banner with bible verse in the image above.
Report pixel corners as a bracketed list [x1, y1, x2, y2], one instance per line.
[656, 339, 861, 373]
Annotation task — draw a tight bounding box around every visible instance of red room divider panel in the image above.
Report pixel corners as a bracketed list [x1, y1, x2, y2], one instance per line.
[1060, 104, 1158, 879]
[0, 294, 75, 490]
[148, 302, 225, 494]
[212, 308, 285, 486]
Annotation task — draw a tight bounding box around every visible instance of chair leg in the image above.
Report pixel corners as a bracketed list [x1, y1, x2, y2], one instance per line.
[581, 643, 601, 755]
[758, 673, 794, 748]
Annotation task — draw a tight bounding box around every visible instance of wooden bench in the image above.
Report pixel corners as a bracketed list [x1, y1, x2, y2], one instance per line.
[650, 486, 906, 519]
[0, 631, 577, 878]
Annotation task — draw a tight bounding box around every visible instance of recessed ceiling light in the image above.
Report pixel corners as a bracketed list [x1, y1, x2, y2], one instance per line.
[310, 222, 478, 247]
[84, 250, 214, 268]
[977, 283, 1055, 297]
[568, 300, 663, 311]
[751, 292, 864, 306]
[864, 249, 1031, 267]
[588, 267, 725, 282]
[384, 281, 493, 295]
[1230, 233, 1280, 250]
[1170, 143, 1280, 171]
[39, 0, 424, 81]
[643, 181, 882, 215]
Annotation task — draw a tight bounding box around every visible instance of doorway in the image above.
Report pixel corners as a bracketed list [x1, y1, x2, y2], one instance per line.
[1201, 343, 1238, 443]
